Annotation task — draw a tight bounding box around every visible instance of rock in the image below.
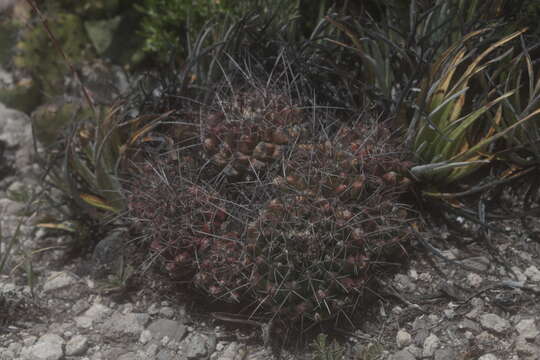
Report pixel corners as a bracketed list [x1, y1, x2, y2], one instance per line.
[218, 342, 246, 360]
[467, 273, 483, 287]
[516, 319, 539, 340]
[478, 354, 499, 360]
[118, 352, 139, 360]
[434, 348, 457, 360]
[65, 335, 88, 356]
[390, 349, 415, 360]
[480, 313, 510, 334]
[422, 334, 440, 357]
[515, 336, 540, 357]
[101, 312, 150, 339]
[524, 266, 540, 282]
[42, 271, 79, 293]
[0, 103, 33, 169]
[139, 329, 152, 344]
[75, 302, 112, 328]
[218, 342, 247, 360]
[23, 333, 64, 360]
[511, 266, 528, 283]
[181, 333, 216, 359]
[147, 319, 187, 343]
[0, 198, 25, 214]
[160, 306, 175, 318]
[461, 256, 490, 272]
[458, 319, 482, 333]
[156, 349, 176, 360]
[475, 331, 500, 351]
[394, 274, 416, 293]
[465, 298, 484, 319]
[396, 329, 412, 348]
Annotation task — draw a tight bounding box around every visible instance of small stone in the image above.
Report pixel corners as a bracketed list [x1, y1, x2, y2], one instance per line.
[100, 312, 150, 339]
[396, 329, 412, 348]
[511, 266, 527, 283]
[434, 348, 457, 360]
[182, 333, 213, 359]
[444, 309, 455, 320]
[475, 331, 499, 351]
[516, 319, 540, 340]
[75, 303, 112, 328]
[467, 273, 483, 288]
[459, 319, 482, 333]
[218, 342, 243, 360]
[42, 271, 79, 293]
[394, 274, 416, 293]
[418, 272, 432, 282]
[461, 256, 490, 272]
[24, 334, 64, 360]
[160, 306, 175, 318]
[478, 354, 498, 360]
[148, 303, 160, 315]
[146, 343, 159, 356]
[23, 336, 37, 347]
[65, 335, 88, 356]
[525, 266, 540, 282]
[147, 319, 187, 343]
[422, 334, 440, 357]
[479, 313, 510, 334]
[139, 330, 152, 344]
[514, 336, 540, 356]
[390, 349, 415, 360]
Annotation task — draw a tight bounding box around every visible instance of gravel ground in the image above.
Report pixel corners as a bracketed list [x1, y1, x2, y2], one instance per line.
[2, 68, 540, 360]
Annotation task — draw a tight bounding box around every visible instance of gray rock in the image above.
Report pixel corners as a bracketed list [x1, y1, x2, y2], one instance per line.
[101, 312, 150, 339]
[147, 319, 187, 343]
[434, 348, 457, 360]
[396, 329, 412, 349]
[217, 342, 245, 360]
[118, 352, 139, 360]
[65, 335, 88, 356]
[0, 198, 25, 214]
[465, 298, 484, 319]
[461, 256, 490, 272]
[478, 354, 498, 360]
[467, 273, 483, 288]
[160, 306, 175, 318]
[181, 333, 216, 359]
[156, 349, 177, 360]
[458, 319, 482, 333]
[390, 349, 415, 360]
[479, 313, 510, 334]
[42, 271, 79, 293]
[475, 331, 500, 351]
[139, 329, 152, 344]
[516, 319, 539, 340]
[75, 302, 112, 328]
[23, 334, 64, 360]
[0, 103, 31, 147]
[524, 266, 540, 282]
[394, 274, 416, 293]
[422, 334, 440, 357]
[515, 336, 540, 357]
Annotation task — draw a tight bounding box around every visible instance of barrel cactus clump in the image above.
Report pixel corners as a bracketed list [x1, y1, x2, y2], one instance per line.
[125, 76, 416, 326]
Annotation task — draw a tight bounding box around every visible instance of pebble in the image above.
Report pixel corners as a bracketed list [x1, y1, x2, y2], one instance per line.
[396, 329, 412, 348]
[480, 313, 510, 334]
[516, 319, 539, 340]
[524, 266, 540, 282]
[65, 335, 89, 356]
[422, 334, 440, 357]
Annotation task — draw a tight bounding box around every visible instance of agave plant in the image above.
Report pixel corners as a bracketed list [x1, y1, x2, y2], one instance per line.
[407, 28, 535, 187]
